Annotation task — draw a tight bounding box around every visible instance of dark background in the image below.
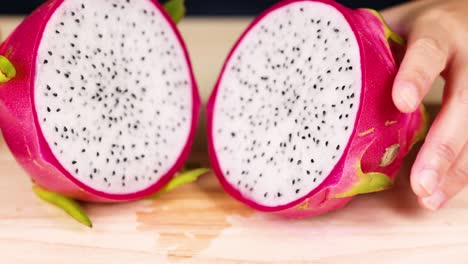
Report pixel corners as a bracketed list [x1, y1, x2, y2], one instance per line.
[1, 0, 406, 15]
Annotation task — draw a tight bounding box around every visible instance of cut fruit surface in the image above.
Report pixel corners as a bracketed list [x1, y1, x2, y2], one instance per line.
[211, 1, 361, 207]
[34, 0, 194, 195]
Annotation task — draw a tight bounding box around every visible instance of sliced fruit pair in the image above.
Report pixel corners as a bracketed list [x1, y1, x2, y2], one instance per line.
[0, 0, 428, 225]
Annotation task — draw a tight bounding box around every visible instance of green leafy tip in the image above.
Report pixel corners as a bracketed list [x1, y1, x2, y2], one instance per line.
[0, 55, 16, 83]
[148, 168, 210, 198]
[334, 160, 393, 198]
[163, 0, 186, 24]
[32, 185, 92, 228]
[334, 140, 394, 199]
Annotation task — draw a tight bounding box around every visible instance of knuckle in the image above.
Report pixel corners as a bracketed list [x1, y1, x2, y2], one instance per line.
[411, 37, 447, 66]
[404, 38, 447, 94]
[416, 6, 468, 46]
[419, 8, 457, 29]
[421, 8, 445, 20]
[430, 140, 459, 164]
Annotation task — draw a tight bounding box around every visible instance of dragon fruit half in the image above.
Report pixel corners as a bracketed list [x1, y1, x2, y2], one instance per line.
[0, 0, 200, 205]
[207, 0, 428, 217]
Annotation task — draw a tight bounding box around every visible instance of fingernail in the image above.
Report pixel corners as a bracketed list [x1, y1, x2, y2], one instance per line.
[421, 190, 447, 210]
[419, 169, 438, 195]
[398, 82, 418, 111]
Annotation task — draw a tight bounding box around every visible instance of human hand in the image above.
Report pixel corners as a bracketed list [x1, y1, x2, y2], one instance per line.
[381, 0, 468, 210]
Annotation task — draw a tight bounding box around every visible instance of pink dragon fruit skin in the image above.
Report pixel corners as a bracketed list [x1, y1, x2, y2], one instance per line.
[0, 0, 200, 202]
[207, 0, 428, 217]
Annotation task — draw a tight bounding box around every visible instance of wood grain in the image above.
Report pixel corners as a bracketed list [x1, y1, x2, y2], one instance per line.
[0, 17, 466, 264]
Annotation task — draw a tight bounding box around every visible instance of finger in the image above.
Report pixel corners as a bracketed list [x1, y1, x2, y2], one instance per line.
[392, 13, 452, 113]
[410, 66, 468, 199]
[380, 0, 436, 35]
[420, 143, 468, 210]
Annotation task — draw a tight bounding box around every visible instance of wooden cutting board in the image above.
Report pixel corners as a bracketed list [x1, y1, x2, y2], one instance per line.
[0, 17, 466, 264]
